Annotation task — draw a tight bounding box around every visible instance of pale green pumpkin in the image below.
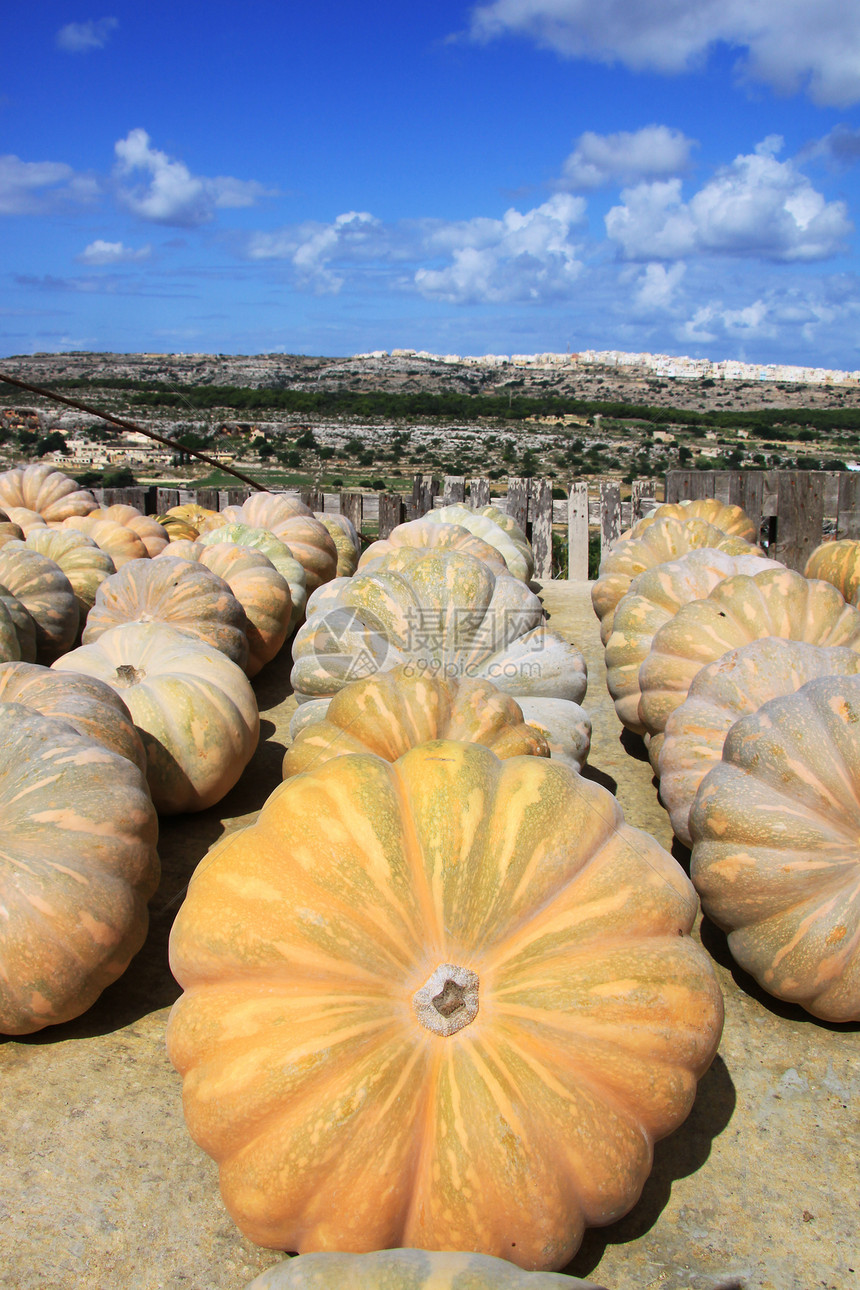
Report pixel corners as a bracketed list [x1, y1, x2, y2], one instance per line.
[690, 674, 860, 1021]
[638, 567, 860, 769]
[592, 517, 763, 645]
[290, 549, 587, 707]
[658, 638, 860, 847]
[244, 1250, 607, 1289]
[605, 548, 776, 733]
[52, 622, 259, 814]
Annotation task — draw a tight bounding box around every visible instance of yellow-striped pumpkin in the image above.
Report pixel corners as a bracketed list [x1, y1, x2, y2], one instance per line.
[281, 667, 549, 778]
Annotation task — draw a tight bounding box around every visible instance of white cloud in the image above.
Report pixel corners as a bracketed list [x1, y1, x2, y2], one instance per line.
[248, 211, 382, 293]
[0, 154, 99, 215]
[77, 239, 151, 265]
[414, 193, 586, 303]
[56, 18, 118, 53]
[631, 262, 688, 312]
[556, 126, 695, 190]
[606, 139, 852, 262]
[466, 0, 860, 107]
[113, 129, 271, 227]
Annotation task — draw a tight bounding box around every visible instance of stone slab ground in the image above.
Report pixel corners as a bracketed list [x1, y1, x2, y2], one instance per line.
[0, 582, 856, 1290]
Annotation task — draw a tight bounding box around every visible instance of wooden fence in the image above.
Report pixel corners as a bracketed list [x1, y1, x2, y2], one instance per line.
[92, 469, 860, 580]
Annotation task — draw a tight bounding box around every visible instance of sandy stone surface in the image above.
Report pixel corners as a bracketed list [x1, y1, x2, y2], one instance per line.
[1, 583, 857, 1290]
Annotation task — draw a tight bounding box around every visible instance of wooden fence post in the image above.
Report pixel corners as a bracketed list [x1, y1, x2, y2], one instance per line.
[600, 480, 622, 559]
[442, 476, 465, 505]
[837, 474, 860, 539]
[300, 487, 324, 512]
[155, 488, 180, 514]
[506, 478, 529, 534]
[773, 471, 826, 571]
[469, 478, 491, 508]
[195, 487, 220, 512]
[412, 474, 439, 518]
[378, 492, 405, 539]
[529, 478, 553, 581]
[339, 491, 364, 534]
[567, 482, 589, 581]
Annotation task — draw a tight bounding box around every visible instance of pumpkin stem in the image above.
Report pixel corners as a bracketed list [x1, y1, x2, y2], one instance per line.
[115, 663, 144, 686]
[412, 963, 479, 1037]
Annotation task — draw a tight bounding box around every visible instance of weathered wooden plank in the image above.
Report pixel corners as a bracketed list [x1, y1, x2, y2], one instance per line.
[195, 488, 220, 512]
[442, 476, 465, 505]
[412, 474, 438, 518]
[773, 471, 826, 571]
[322, 492, 341, 514]
[300, 487, 324, 512]
[506, 478, 529, 534]
[156, 488, 180, 514]
[568, 482, 589, 581]
[221, 487, 251, 508]
[600, 480, 622, 557]
[665, 470, 696, 503]
[530, 478, 553, 580]
[378, 492, 405, 539]
[339, 490, 363, 533]
[469, 477, 491, 508]
[739, 472, 764, 537]
[837, 473, 860, 539]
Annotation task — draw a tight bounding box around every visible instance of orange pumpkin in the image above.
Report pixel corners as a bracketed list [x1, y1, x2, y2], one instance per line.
[167, 743, 722, 1267]
[0, 700, 158, 1034]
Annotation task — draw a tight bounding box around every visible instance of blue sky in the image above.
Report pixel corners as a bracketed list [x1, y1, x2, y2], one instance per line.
[3, 1, 860, 368]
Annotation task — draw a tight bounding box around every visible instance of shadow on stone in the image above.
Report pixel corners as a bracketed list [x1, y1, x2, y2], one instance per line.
[619, 727, 650, 762]
[580, 763, 618, 796]
[563, 1053, 738, 1280]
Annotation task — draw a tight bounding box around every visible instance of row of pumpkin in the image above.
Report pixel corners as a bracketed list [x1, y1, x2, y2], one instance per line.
[0, 464, 720, 1285]
[593, 495, 860, 1024]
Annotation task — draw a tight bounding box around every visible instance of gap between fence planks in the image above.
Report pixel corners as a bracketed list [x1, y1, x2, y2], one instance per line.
[98, 469, 855, 581]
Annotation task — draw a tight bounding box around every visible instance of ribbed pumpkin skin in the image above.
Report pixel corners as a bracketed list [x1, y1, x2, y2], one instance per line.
[167, 744, 722, 1266]
[213, 496, 338, 594]
[244, 1249, 606, 1289]
[421, 504, 535, 583]
[0, 599, 22, 662]
[804, 538, 860, 602]
[592, 518, 763, 645]
[0, 660, 148, 775]
[314, 511, 361, 578]
[0, 583, 36, 661]
[162, 503, 221, 533]
[83, 557, 250, 671]
[623, 499, 758, 545]
[0, 464, 97, 523]
[61, 515, 150, 568]
[216, 492, 313, 529]
[0, 701, 159, 1035]
[605, 550, 777, 733]
[4, 505, 49, 535]
[0, 520, 25, 547]
[359, 519, 509, 578]
[658, 639, 860, 847]
[199, 524, 308, 604]
[267, 515, 339, 594]
[0, 544, 79, 662]
[157, 540, 302, 675]
[16, 527, 116, 619]
[90, 505, 170, 558]
[475, 503, 529, 546]
[290, 550, 588, 706]
[282, 667, 550, 778]
[638, 568, 860, 768]
[52, 623, 259, 815]
[690, 675, 860, 1021]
